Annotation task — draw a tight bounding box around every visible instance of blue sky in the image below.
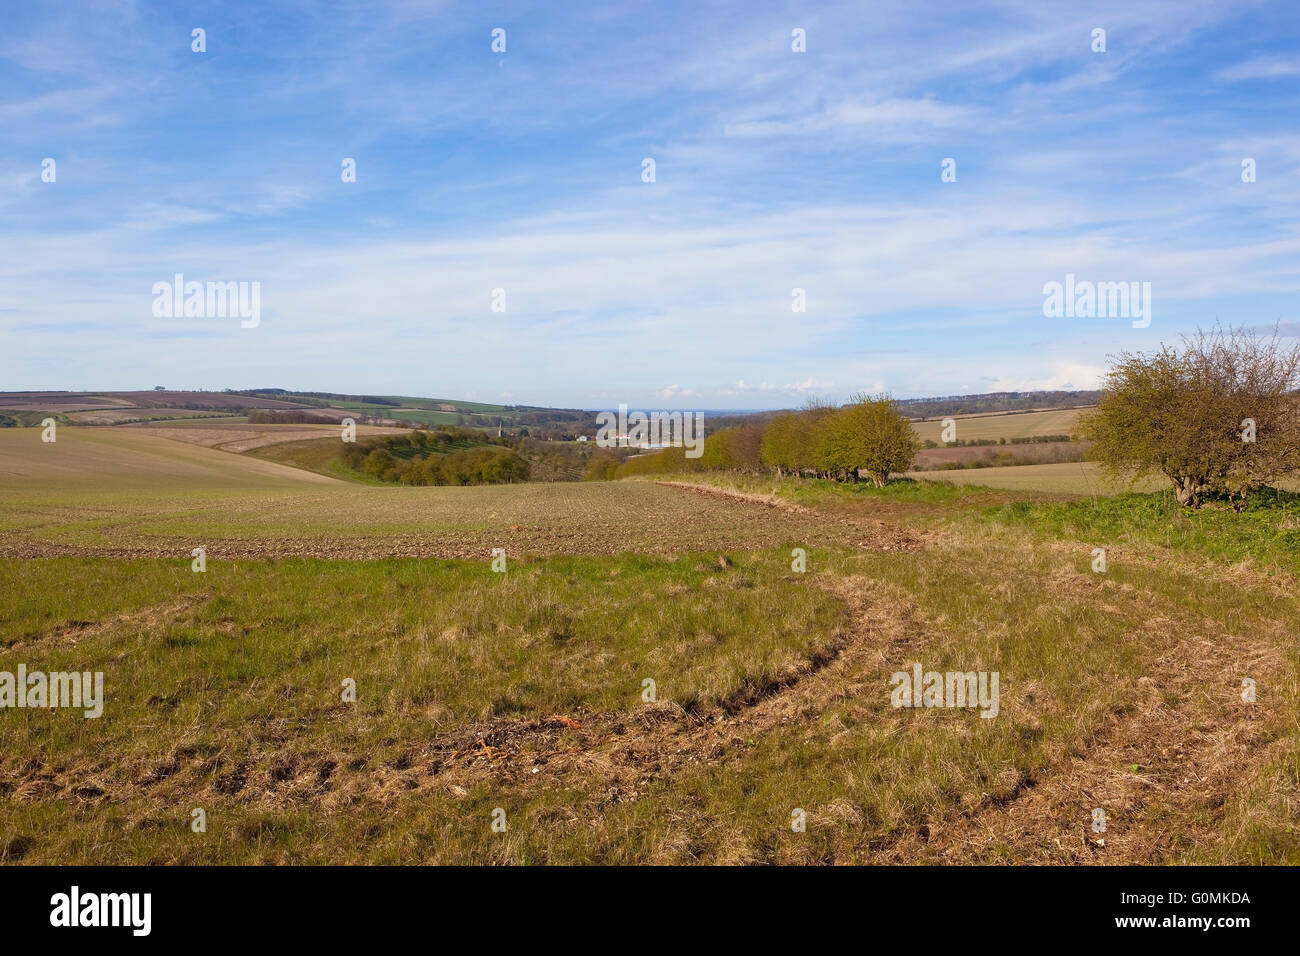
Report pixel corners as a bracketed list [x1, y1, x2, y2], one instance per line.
[3, 0, 1299, 409]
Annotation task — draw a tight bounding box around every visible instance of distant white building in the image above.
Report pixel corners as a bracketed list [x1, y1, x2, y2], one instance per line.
[576, 436, 588, 442]
[611, 433, 666, 450]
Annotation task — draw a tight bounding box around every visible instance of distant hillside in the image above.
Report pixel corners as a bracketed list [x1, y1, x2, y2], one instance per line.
[897, 390, 1102, 419]
[689, 390, 1102, 426]
[1, 387, 1104, 433]
[0, 388, 601, 439]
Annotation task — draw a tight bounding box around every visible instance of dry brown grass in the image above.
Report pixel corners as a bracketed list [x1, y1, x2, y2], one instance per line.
[1, 428, 1296, 864]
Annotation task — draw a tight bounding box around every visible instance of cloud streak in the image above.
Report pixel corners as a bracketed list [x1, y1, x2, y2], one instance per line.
[2, 0, 1298, 407]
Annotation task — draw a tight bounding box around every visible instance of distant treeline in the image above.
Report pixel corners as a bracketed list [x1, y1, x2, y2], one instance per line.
[900, 390, 1101, 419]
[919, 434, 1073, 448]
[229, 389, 401, 406]
[513, 409, 591, 425]
[340, 428, 530, 485]
[588, 424, 766, 481]
[590, 396, 918, 487]
[247, 409, 344, 425]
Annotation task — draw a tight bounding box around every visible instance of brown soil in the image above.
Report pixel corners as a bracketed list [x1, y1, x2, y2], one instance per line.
[0, 483, 924, 560]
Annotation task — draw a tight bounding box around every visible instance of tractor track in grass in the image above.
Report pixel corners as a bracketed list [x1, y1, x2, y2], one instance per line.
[378, 558, 1287, 865]
[863, 534, 1293, 864]
[0, 572, 889, 817]
[9, 562, 1281, 866]
[379, 573, 934, 813]
[880, 597, 1285, 864]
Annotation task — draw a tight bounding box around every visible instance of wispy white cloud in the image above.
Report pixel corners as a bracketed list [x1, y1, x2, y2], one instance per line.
[2, 0, 1298, 407]
[1215, 56, 1300, 82]
[724, 97, 978, 139]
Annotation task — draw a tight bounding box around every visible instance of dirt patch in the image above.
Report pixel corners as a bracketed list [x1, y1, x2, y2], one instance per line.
[6, 596, 205, 651]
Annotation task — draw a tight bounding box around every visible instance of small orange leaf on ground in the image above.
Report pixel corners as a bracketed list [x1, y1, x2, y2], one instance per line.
[545, 714, 583, 729]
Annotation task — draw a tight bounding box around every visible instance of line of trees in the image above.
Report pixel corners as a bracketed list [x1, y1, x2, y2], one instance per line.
[247, 409, 343, 425]
[920, 433, 1073, 448]
[899, 390, 1101, 418]
[601, 421, 765, 479]
[592, 394, 919, 486]
[596, 328, 1299, 508]
[762, 394, 919, 486]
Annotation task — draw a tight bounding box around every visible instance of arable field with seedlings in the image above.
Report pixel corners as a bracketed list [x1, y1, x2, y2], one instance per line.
[0, 429, 884, 559]
[123, 420, 407, 453]
[910, 407, 1090, 444]
[2, 424, 1297, 864]
[910, 461, 1160, 494]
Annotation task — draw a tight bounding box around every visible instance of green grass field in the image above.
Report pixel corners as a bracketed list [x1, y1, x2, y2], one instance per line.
[907, 460, 1142, 493]
[2, 425, 1298, 864]
[909, 459, 1300, 495]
